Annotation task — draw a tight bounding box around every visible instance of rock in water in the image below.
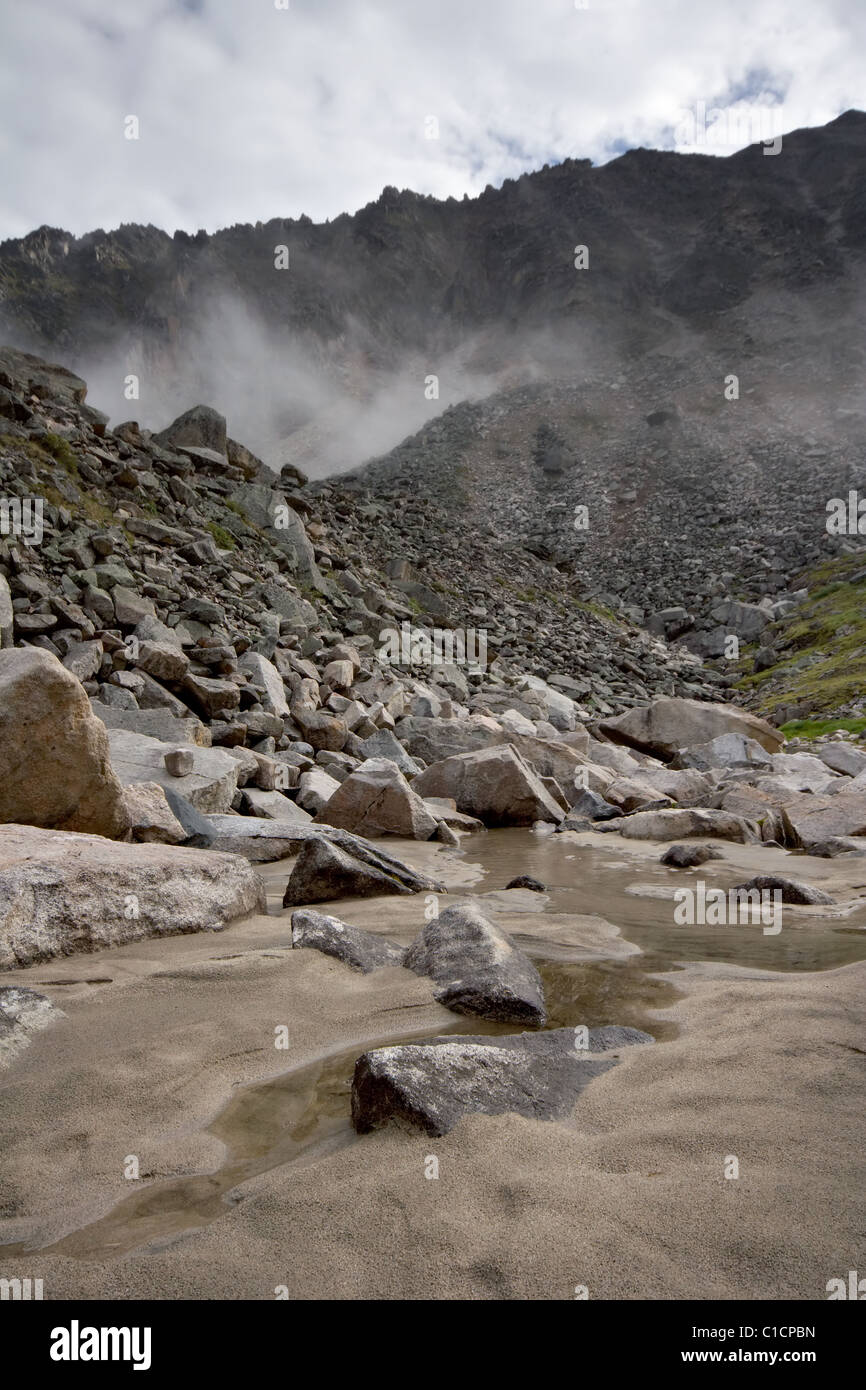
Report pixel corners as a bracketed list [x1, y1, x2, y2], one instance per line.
[0, 647, 129, 839]
[411, 745, 565, 826]
[505, 875, 547, 891]
[403, 901, 547, 1026]
[315, 757, 438, 839]
[731, 875, 835, 905]
[0, 824, 267, 969]
[660, 844, 725, 868]
[351, 1026, 654, 1136]
[282, 831, 442, 906]
[291, 909, 405, 972]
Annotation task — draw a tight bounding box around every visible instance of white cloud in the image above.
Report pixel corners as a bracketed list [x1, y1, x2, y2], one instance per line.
[0, 0, 864, 238]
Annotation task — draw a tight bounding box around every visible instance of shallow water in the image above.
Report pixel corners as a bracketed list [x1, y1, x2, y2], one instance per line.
[6, 825, 866, 1261]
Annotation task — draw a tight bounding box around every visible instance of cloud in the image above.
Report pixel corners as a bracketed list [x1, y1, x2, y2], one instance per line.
[0, 0, 864, 240]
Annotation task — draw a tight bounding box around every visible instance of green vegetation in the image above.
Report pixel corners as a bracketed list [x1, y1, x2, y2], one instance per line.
[42, 431, 79, 476]
[780, 716, 866, 739]
[207, 520, 236, 551]
[735, 553, 866, 717]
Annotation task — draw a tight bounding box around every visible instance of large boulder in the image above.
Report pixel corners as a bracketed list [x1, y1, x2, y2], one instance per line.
[282, 831, 443, 906]
[817, 743, 866, 777]
[0, 824, 266, 970]
[296, 767, 341, 815]
[395, 715, 504, 764]
[598, 697, 783, 761]
[0, 648, 129, 838]
[291, 910, 405, 973]
[107, 729, 239, 814]
[315, 758, 438, 839]
[238, 652, 290, 718]
[404, 901, 546, 1025]
[352, 1026, 653, 1136]
[613, 807, 760, 842]
[411, 745, 565, 826]
[673, 732, 774, 772]
[780, 792, 866, 847]
[205, 816, 316, 861]
[153, 403, 228, 456]
[91, 703, 212, 747]
[358, 728, 421, 776]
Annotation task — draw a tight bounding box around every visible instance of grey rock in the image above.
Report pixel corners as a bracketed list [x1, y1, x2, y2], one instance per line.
[291, 909, 405, 972]
[351, 1025, 654, 1136]
[282, 831, 443, 906]
[660, 843, 725, 868]
[404, 901, 546, 1026]
[0, 823, 266, 970]
[732, 874, 835, 906]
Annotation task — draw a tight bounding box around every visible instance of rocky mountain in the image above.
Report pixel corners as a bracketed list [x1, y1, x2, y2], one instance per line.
[1, 110, 864, 476]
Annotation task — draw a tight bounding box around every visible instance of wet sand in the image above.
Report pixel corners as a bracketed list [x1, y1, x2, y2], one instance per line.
[1, 830, 864, 1299]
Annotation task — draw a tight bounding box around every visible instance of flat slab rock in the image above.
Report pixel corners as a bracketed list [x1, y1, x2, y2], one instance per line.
[404, 901, 547, 1026]
[0, 824, 267, 970]
[352, 1025, 654, 1136]
[291, 909, 405, 972]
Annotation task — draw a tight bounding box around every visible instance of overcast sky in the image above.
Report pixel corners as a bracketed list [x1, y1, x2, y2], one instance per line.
[0, 0, 863, 241]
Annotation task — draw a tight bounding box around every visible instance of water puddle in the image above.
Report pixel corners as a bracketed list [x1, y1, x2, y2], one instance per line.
[6, 826, 865, 1262]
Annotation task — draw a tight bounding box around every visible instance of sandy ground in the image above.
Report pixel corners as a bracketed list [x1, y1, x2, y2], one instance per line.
[1, 831, 864, 1300]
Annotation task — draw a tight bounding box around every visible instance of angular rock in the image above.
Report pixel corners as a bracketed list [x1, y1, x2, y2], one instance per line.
[135, 639, 190, 683]
[282, 832, 442, 906]
[238, 652, 290, 718]
[241, 788, 313, 822]
[122, 781, 187, 844]
[107, 729, 239, 814]
[296, 767, 341, 815]
[205, 815, 316, 861]
[352, 1025, 653, 1136]
[404, 901, 546, 1026]
[817, 743, 866, 778]
[780, 792, 866, 847]
[411, 745, 564, 826]
[599, 697, 783, 761]
[0, 824, 266, 970]
[0, 648, 128, 838]
[182, 672, 241, 719]
[316, 757, 438, 839]
[91, 703, 211, 747]
[291, 909, 405, 973]
[569, 787, 622, 821]
[358, 727, 421, 776]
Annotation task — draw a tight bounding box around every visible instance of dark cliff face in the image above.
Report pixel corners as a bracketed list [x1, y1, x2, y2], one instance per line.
[0, 110, 864, 468]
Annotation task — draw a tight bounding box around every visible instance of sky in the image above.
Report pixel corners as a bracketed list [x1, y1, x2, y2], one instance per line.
[0, 0, 863, 241]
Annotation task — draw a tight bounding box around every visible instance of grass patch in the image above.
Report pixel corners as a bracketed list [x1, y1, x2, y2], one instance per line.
[734, 552, 866, 716]
[207, 520, 237, 551]
[780, 716, 866, 739]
